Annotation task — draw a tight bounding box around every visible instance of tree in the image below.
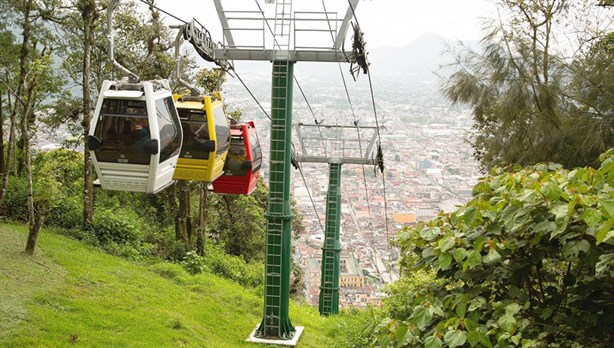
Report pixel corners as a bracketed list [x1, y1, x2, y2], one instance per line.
[442, 0, 614, 169]
[0, 0, 65, 254]
[375, 150, 614, 347]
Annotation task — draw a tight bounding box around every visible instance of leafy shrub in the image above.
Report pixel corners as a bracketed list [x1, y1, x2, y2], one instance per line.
[327, 307, 382, 348]
[2, 176, 28, 221]
[46, 195, 83, 229]
[91, 208, 144, 245]
[182, 251, 208, 275]
[377, 150, 614, 347]
[180, 245, 264, 288]
[104, 241, 156, 261]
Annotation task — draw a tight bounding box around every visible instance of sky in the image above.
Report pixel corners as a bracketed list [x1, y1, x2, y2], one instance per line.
[154, 0, 497, 49]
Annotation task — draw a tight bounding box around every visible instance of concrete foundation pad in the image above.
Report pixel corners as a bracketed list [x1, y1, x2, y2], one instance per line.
[246, 326, 304, 346]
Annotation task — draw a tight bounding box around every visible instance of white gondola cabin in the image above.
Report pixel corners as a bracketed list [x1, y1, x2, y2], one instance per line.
[88, 79, 183, 194]
[172, 92, 231, 182]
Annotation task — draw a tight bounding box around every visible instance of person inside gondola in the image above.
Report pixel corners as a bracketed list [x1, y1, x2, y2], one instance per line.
[226, 145, 248, 176]
[133, 121, 149, 153]
[192, 123, 209, 146]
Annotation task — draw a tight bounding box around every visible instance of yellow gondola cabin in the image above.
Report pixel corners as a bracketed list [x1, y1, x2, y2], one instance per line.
[172, 92, 231, 182]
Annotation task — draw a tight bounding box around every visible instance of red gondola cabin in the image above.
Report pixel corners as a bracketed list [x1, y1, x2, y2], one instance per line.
[212, 121, 262, 195]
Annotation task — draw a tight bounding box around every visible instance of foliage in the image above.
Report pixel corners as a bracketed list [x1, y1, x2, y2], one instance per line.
[195, 68, 226, 93]
[33, 149, 84, 193]
[442, 0, 614, 169]
[181, 246, 264, 289]
[2, 176, 29, 220]
[90, 208, 144, 245]
[209, 181, 268, 262]
[376, 150, 614, 347]
[327, 307, 383, 348]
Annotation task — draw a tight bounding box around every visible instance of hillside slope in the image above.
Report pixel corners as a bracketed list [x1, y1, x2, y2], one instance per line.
[0, 224, 334, 347]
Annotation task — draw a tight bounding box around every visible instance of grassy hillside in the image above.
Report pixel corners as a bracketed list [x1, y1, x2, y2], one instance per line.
[0, 224, 336, 347]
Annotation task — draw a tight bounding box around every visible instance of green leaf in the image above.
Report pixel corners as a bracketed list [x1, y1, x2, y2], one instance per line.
[552, 203, 569, 221]
[438, 252, 452, 270]
[540, 182, 561, 200]
[440, 236, 456, 252]
[583, 208, 602, 227]
[497, 315, 517, 332]
[411, 305, 432, 330]
[452, 248, 467, 263]
[444, 330, 467, 348]
[395, 324, 409, 345]
[562, 239, 591, 258]
[511, 334, 521, 345]
[478, 331, 493, 347]
[467, 330, 480, 346]
[463, 251, 482, 271]
[484, 249, 502, 265]
[456, 301, 467, 318]
[596, 253, 614, 275]
[596, 220, 613, 244]
[505, 303, 521, 316]
[420, 227, 440, 241]
[424, 336, 442, 348]
[468, 297, 486, 312]
[600, 199, 614, 219]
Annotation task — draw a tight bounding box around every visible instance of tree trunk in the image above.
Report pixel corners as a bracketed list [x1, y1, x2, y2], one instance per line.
[23, 82, 37, 255]
[196, 182, 208, 256]
[25, 212, 45, 255]
[175, 180, 190, 246]
[0, 91, 17, 204]
[0, 93, 5, 176]
[0, 0, 31, 204]
[81, 0, 96, 228]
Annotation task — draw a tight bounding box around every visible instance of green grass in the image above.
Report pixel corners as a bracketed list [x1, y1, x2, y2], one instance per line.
[0, 224, 336, 347]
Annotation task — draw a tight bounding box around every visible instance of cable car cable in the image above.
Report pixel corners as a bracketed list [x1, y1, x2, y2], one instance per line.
[137, 0, 188, 24]
[293, 77, 327, 157]
[233, 71, 272, 122]
[321, 0, 373, 222]
[298, 165, 326, 235]
[366, 68, 390, 245]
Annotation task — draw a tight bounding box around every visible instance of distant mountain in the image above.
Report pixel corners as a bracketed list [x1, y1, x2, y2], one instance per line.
[225, 33, 477, 81]
[368, 33, 456, 77]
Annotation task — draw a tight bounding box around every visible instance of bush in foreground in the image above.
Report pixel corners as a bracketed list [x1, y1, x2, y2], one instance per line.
[377, 150, 614, 347]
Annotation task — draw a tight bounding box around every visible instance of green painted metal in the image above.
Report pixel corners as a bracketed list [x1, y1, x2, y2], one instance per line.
[318, 162, 342, 315]
[256, 60, 296, 339]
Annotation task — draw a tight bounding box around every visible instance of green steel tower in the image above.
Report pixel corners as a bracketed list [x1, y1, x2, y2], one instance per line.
[183, 0, 365, 342]
[319, 161, 342, 315]
[294, 124, 380, 315]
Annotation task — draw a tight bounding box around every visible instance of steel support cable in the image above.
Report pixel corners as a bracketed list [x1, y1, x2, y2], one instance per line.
[293, 77, 327, 156]
[366, 68, 390, 244]
[321, 0, 373, 221]
[298, 165, 326, 235]
[233, 70, 272, 121]
[138, 0, 187, 24]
